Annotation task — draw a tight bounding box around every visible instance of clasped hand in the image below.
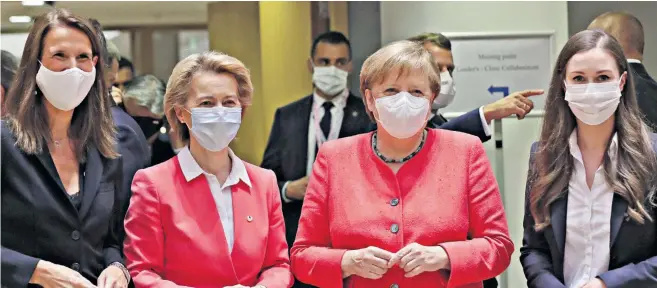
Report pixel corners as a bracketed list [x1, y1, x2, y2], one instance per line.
[341, 243, 449, 279]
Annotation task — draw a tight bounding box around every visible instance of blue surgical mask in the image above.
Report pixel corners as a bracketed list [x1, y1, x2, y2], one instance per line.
[185, 106, 242, 152]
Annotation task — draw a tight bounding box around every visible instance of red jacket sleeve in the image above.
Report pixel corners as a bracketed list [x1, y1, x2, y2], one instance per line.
[439, 141, 514, 287]
[123, 170, 191, 288]
[290, 147, 348, 288]
[256, 170, 294, 288]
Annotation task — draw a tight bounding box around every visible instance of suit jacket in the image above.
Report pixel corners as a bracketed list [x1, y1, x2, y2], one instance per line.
[124, 156, 293, 288]
[111, 106, 149, 241]
[1, 121, 124, 287]
[631, 63, 657, 132]
[261, 92, 373, 248]
[520, 135, 657, 288]
[367, 108, 492, 142]
[291, 129, 514, 288]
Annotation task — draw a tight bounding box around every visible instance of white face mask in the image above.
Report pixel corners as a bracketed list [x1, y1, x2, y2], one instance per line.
[186, 107, 241, 152]
[312, 66, 348, 96]
[433, 71, 456, 110]
[36, 64, 96, 111]
[564, 80, 622, 126]
[374, 91, 430, 139]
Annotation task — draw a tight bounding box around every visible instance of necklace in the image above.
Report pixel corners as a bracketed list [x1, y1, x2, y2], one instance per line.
[372, 129, 426, 164]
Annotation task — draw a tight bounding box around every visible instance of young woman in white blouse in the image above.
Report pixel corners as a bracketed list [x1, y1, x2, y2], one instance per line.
[520, 29, 657, 288]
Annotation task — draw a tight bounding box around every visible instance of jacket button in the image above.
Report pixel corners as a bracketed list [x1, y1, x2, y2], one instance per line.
[390, 284, 399, 288]
[71, 262, 80, 271]
[71, 230, 80, 241]
[390, 224, 399, 234]
[390, 198, 399, 207]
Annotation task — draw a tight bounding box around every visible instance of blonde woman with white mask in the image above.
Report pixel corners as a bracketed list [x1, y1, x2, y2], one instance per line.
[291, 40, 513, 288]
[124, 51, 293, 288]
[521, 29, 657, 288]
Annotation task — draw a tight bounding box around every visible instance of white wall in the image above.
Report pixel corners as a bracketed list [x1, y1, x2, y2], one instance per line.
[381, 2, 569, 287]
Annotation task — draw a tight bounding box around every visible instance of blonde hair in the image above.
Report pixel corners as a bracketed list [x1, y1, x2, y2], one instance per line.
[164, 51, 253, 141]
[359, 40, 441, 120]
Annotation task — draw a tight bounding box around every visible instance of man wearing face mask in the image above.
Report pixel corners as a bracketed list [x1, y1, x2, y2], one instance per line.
[261, 31, 372, 288]
[408, 33, 545, 143]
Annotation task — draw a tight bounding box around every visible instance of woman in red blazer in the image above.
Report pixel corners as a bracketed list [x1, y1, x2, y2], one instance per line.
[124, 52, 293, 288]
[290, 41, 514, 288]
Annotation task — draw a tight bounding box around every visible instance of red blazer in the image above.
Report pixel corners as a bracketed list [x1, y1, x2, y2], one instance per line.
[291, 129, 514, 288]
[124, 156, 293, 288]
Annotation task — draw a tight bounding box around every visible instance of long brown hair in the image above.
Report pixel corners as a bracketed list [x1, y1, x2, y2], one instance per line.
[530, 29, 657, 231]
[4, 9, 117, 161]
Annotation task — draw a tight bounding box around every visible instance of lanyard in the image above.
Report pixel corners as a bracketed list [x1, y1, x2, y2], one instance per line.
[313, 103, 342, 148]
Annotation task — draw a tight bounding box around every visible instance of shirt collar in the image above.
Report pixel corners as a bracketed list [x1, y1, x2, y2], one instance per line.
[177, 146, 252, 188]
[627, 59, 642, 64]
[568, 129, 619, 163]
[313, 88, 349, 110]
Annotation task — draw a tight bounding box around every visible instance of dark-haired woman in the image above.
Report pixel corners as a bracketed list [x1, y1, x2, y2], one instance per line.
[1, 9, 128, 288]
[520, 29, 657, 288]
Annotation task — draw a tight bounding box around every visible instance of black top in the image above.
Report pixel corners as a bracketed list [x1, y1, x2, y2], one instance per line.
[1, 120, 125, 286]
[630, 62, 657, 132]
[67, 164, 86, 211]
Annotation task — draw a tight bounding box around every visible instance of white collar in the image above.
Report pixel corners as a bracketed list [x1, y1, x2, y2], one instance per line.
[568, 129, 619, 163]
[312, 89, 349, 110]
[627, 59, 642, 64]
[177, 146, 252, 188]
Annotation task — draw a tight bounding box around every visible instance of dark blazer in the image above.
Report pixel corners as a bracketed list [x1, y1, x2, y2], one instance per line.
[261, 93, 372, 249]
[1, 121, 125, 287]
[520, 135, 657, 288]
[429, 108, 491, 142]
[631, 62, 657, 132]
[367, 108, 492, 142]
[111, 106, 150, 243]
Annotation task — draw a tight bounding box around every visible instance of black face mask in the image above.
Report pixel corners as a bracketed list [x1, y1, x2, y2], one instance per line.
[133, 116, 162, 138]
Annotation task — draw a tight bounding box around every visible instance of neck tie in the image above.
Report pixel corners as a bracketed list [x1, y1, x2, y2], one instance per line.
[320, 101, 334, 139]
[315, 101, 334, 158]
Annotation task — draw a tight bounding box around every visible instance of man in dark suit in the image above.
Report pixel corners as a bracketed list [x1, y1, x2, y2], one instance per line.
[262, 31, 372, 287]
[407, 33, 544, 143]
[588, 12, 657, 132]
[91, 19, 150, 245]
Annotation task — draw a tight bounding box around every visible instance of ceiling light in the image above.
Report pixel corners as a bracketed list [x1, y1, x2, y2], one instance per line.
[9, 16, 32, 23]
[22, 1, 45, 6]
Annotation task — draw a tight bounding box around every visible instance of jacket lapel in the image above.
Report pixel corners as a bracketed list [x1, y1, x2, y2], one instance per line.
[180, 166, 239, 282]
[297, 96, 312, 168]
[79, 147, 102, 219]
[549, 196, 568, 255]
[34, 145, 67, 195]
[610, 193, 629, 247]
[339, 94, 364, 138]
[229, 180, 256, 281]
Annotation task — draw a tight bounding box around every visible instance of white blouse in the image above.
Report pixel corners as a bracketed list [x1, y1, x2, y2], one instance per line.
[563, 130, 618, 288]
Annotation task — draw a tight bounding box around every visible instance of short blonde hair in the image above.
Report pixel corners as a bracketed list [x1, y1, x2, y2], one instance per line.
[165, 51, 253, 141]
[359, 40, 441, 120]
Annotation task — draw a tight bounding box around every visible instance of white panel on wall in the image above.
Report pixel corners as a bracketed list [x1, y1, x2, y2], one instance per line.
[441, 32, 553, 114]
[380, 2, 568, 287]
[178, 30, 209, 60]
[108, 31, 133, 63]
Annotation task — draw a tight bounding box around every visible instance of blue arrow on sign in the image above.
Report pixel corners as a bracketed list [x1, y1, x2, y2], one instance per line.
[488, 85, 510, 97]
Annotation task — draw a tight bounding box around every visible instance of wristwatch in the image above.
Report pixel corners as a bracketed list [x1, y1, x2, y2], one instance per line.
[110, 262, 131, 283]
